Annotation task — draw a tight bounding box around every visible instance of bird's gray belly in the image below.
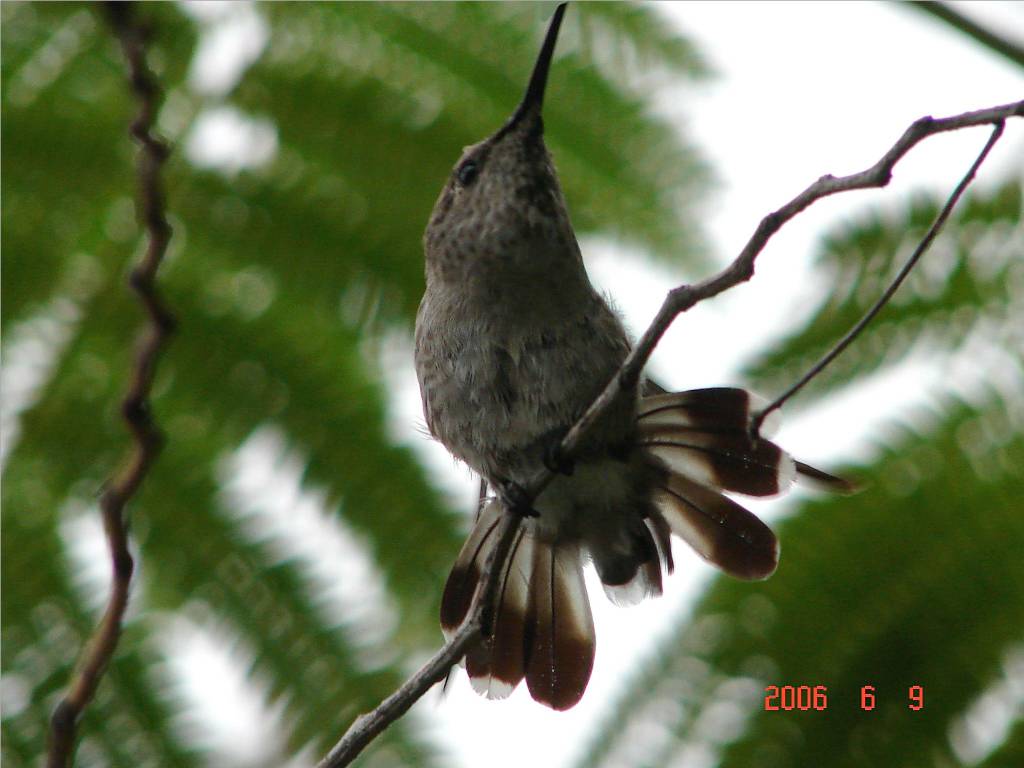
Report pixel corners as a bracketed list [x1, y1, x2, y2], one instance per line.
[419, 311, 629, 485]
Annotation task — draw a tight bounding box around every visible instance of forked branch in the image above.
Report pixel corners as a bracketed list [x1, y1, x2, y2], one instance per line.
[46, 4, 175, 766]
[749, 120, 1006, 435]
[318, 100, 1022, 768]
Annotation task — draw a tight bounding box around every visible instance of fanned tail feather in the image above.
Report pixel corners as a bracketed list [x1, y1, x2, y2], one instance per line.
[440, 503, 595, 709]
[465, 528, 533, 699]
[794, 459, 858, 494]
[653, 472, 779, 580]
[637, 387, 851, 580]
[638, 387, 851, 496]
[440, 501, 503, 639]
[524, 542, 595, 711]
[601, 517, 669, 606]
[638, 388, 794, 497]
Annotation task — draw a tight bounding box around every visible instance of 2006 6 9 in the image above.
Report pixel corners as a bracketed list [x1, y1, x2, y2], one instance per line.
[764, 684, 924, 711]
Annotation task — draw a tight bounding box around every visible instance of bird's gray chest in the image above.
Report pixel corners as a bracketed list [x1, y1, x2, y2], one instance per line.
[415, 291, 626, 482]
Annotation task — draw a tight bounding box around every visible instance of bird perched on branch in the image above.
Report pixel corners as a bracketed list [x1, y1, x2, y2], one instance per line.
[414, 3, 849, 711]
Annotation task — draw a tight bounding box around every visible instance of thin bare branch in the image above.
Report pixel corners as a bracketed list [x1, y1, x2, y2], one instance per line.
[318, 99, 1022, 767]
[317, 514, 520, 768]
[750, 121, 1007, 435]
[908, 2, 1024, 70]
[46, 4, 175, 767]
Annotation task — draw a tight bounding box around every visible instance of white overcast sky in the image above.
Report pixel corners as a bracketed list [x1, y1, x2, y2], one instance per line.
[20, 3, 1020, 768]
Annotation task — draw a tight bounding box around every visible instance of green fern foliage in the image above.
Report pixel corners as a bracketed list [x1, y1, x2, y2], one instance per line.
[2, 2, 709, 765]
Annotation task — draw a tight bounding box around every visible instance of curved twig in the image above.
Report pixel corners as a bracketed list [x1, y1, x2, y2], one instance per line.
[46, 4, 175, 767]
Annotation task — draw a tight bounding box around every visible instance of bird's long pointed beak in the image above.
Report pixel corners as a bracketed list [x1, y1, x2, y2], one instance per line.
[505, 3, 567, 130]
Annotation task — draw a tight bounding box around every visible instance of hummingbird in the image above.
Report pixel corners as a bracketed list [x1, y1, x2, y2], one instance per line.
[414, 3, 848, 711]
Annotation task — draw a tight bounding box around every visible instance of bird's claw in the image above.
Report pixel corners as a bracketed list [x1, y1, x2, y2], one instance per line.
[543, 442, 575, 476]
[497, 479, 539, 518]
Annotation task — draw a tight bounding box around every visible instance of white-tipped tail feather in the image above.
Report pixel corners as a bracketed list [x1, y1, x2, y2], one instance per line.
[441, 503, 595, 710]
[467, 528, 532, 699]
[524, 542, 595, 710]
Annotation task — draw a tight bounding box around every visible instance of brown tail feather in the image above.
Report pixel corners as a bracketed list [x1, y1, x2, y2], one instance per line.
[440, 502, 502, 637]
[654, 472, 779, 580]
[441, 507, 595, 708]
[465, 528, 532, 699]
[639, 424, 796, 497]
[639, 387, 853, 500]
[638, 388, 796, 497]
[638, 387, 755, 429]
[795, 460, 858, 494]
[647, 511, 674, 575]
[524, 542, 595, 711]
[601, 519, 666, 606]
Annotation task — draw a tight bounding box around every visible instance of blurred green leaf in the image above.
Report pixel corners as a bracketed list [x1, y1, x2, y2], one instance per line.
[2, 278, 450, 761]
[976, 719, 1024, 768]
[1, 507, 200, 768]
[0, 1, 195, 327]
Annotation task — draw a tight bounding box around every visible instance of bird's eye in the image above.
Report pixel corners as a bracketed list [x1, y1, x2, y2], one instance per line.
[456, 159, 479, 186]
